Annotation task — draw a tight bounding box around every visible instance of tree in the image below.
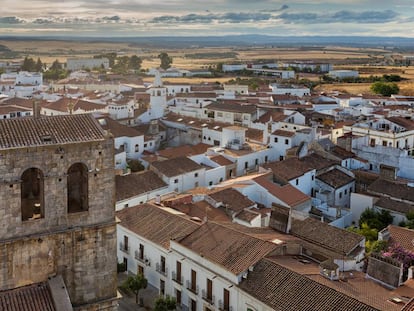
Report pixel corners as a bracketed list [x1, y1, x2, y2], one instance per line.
[359, 208, 393, 231]
[50, 59, 62, 71]
[154, 295, 176, 311]
[158, 52, 173, 70]
[129, 55, 142, 71]
[122, 273, 148, 304]
[370, 81, 399, 96]
[21, 56, 36, 71]
[35, 58, 43, 72]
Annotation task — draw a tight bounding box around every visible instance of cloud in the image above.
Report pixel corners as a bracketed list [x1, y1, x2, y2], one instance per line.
[278, 9, 399, 24]
[0, 16, 24, 24]
[150, 12, 274, 24]
[265, 4, 289, 13]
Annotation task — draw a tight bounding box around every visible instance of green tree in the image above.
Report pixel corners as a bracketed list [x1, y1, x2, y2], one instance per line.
[154, 295, 176, 311]
[123, 273, 148, 304]
[21, 56, 36, 71]
[359, 208, 393, 231]
[50, 59, 62, 71]
[158, 52, 173, 70]
[94, 52, 117, 67]
[370, 81, 399, 96]
[129, 55, 142, 71]
[35, 58, 43, 72]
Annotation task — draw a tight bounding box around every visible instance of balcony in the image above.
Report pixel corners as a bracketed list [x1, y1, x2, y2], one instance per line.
[119, 242, 130, 254]
[156, 263, 168, 276]
[134, 250, 151, 266]
[172, 271, 183, 285]
[186, 280, 199, 295]
[201, 289, 215, 305]
[218, 300, 232, 311]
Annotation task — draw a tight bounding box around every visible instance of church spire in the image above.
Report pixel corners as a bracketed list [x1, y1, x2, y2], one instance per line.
[153, 70, 163, 88]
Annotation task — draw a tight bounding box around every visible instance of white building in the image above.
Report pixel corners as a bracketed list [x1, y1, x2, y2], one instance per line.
[328, 70, 359, 79]
[269, 84, 311, 97]
[66, 58, 109, 71]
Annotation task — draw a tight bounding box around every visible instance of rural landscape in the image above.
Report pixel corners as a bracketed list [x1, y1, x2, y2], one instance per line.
[1, 1, 414, 311]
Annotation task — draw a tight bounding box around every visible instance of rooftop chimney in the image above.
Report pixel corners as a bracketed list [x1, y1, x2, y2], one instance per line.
[33, 100, 41, 118]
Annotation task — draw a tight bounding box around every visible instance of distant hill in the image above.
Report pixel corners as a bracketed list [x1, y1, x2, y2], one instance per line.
[0, 35, 413, 49]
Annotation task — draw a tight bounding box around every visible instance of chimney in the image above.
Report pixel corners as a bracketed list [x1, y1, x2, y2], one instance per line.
[408, 266, 414, 280]
[33, 100, 41, 118]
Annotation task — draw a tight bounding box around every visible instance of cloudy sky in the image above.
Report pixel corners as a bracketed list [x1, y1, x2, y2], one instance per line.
[0, 0, 413, 37]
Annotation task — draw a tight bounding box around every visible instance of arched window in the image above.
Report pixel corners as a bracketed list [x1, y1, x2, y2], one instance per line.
[67, 163, 89, 213]
[21, 168, 44, 221]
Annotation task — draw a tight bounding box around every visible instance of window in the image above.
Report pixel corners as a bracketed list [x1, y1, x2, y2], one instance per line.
[160, 279, 165, 296]
[135, 144, 139, 152]
[176, 261, 182, 283]
[21, 168, 44, 221]
[139, 243, 144, 260]
[209, 181, 213, 186]
[191, 299, 196, 311]
[296, 179, 299, 185]
[255, 159, 258, 166]
[174, 179, 179, 184]
[274, 137, 278, 143]
[285, 139, 289, 145]
[195, 182, 199, 187]
[223, 288, 230, 311]
[217, 112, 223, 117]
[176, 289, 181, 305]
[345, 189, 348, 195]
[67, 163, 88, 213]
[339, 192, 343, 199]
[312, 175, 314, 181]
[206, 278, 213, 301]
[144, 143, 148, 148]
[191, 269, 197, 292]
[382, 140, 387, 146]
[138, 265, 144, 276]
[195, 173, 198, 178]
[265, 156, 268, 163]
[161, 255, 166, 273]
[245, 162, 248, 169]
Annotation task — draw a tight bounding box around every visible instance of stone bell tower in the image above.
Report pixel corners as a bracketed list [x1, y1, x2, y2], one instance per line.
[0, 114, 118, 310]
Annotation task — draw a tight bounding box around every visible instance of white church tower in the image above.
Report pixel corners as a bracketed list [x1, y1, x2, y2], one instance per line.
[149, 70, 167, 119]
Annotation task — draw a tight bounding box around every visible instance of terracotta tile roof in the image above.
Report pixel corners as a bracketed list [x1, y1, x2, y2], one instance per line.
[0, 105, 31, 114]
[401, 298, 414, 310]
[116, 203, 200, 248]
[151, 156, 204, 178]
[0, 97, 34, 109]
[329, 146, 355, 159]
[291, 217, 364, 255]
[253, 174, 310, 208]
[317, 168, 354, 189]
[239, 258, 378, 311]
[375, 197, 414, 215]
[210, 155, 233, 166]
[387, 117, 414, 131]
[170, 200, 230, 222]
[216, 221, 298, 243]
[271, 129, 296, 137]
[97, 116, 141, 138]
[0, 282, 56, 311]
[115, 171, 168, 201]
[44, 98, 104, 113]
[368, 179, 414, 203]
[178, 222, 278, 274]
[246, 128, 263, 142]
[208, 188, 255, 213]
[263, 157, 314, 181]
[0, 114, 106, 150]
[256, 111, 286, 123]
[157, 143, 210, 159]
[235, 209, 260, 222]
[387, 225, 414, 252]
[206, 102, 257, 114]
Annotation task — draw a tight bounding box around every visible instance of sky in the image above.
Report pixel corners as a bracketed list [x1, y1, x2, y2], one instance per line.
[0, 0, 413, 37]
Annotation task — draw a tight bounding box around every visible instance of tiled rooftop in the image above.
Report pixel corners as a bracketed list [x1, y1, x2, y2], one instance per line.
[317, 168, 354, 189]
[116, 203, 200, 249]
[178, 222, 278, 275]
[115, 171, 168, 201]
[387, 225, 414, 252]
[239, 258, 378, 311]
[151, 156, 204, 177]
[290, 217, 364, 255]
[263, 157, 314, 181]
[368, 179, 414, 203]
[208, 188, 255, 213]
[0, 282, 56, 311]
[375, 197, 414, 215]
[0, 114, 106, 149]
